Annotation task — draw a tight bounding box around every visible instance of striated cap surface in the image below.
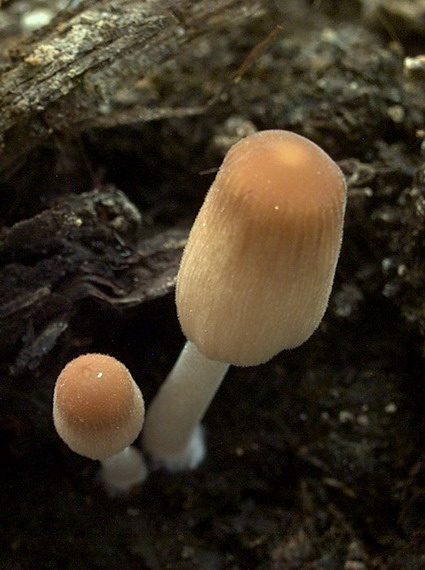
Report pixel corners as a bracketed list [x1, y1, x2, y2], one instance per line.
[176, 130, 346, 366]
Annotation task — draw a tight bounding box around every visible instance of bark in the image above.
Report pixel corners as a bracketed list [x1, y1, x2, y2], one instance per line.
[0, 186, 186, 374]
[0, 0, 264, 178]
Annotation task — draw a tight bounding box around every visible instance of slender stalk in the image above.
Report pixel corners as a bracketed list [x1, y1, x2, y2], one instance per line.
[100, 445, 148, 494]
[142, 341, 230, 471]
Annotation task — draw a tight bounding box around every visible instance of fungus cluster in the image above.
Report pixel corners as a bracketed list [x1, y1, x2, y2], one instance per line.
[53, 353, 147, 493]
[52, 129, 347, 483]
[142, 129, 347, 471]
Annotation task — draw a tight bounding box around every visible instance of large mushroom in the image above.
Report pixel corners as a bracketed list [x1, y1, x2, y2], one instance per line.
[53, 353, 147, 493]
[142, 129, 347, 471]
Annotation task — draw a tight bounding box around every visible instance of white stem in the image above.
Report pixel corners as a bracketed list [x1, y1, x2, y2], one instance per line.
[142, 341, 230, 471]
[99, 445, 148, 495]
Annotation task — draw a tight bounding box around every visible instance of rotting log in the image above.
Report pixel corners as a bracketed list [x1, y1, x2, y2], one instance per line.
[0, 0, 264, 178]
[0, 186, 187, 374]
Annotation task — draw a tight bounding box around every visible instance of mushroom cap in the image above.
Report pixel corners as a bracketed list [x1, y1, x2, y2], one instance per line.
[176, 130, 346, 366]
[53, 354, 144, 460]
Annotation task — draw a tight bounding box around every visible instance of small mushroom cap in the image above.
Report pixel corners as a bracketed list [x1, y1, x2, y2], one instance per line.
[53, 353, 144, 460]
[176, 130, 346, 366]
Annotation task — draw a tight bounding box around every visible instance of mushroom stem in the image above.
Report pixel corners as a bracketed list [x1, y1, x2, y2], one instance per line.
[142, 341, 229, 471]
[100, 445, 148, 495]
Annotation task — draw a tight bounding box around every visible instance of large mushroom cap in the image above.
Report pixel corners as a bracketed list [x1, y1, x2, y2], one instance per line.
[176, 130, 346, 366]
[53, 353, 144, 460]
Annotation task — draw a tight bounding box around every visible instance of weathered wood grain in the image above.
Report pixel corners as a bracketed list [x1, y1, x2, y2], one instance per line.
[0, 0, 264, 177]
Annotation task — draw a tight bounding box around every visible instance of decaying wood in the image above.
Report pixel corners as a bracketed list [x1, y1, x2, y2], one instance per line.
[0, 0, 264, 178]
[0, 186, 186, 374]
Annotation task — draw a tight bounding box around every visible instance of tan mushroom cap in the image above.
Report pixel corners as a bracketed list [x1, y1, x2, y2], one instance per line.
[176, 130, 346, 366]
[53, 353, 144, 460]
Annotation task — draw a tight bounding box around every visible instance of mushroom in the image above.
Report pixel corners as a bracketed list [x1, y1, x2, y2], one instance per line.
[53, 353, 147, 493]
[142, 129, 347, 471]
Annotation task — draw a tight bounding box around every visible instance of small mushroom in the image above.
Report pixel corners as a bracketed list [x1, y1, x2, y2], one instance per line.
[53, 353, 147, 493]
[142, 129, 347, 471]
